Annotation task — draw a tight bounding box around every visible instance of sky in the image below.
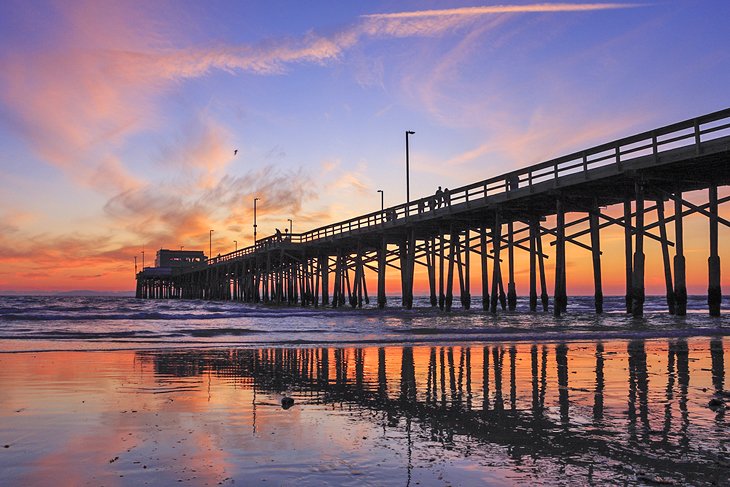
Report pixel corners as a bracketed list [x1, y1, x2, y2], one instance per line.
[0, 0, 729, 294]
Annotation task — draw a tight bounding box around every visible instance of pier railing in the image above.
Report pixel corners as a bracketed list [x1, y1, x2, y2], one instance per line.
[205, 108, 730, 266]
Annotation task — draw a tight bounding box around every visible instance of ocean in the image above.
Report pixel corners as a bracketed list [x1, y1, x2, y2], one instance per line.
[0, 294, 728, 352]
[0, 295, 728, 485]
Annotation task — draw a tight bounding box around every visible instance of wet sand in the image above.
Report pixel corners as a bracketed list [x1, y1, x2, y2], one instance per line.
[1, 337, 728, 485]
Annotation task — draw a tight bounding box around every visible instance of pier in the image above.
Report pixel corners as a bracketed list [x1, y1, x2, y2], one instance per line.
[137, 108, 730, 317]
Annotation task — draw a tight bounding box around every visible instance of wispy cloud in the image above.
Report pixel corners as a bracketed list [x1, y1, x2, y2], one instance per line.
[363, 3, 642, 19]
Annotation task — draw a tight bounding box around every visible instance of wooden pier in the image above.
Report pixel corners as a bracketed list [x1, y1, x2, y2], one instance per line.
[137, 109, 730, 316]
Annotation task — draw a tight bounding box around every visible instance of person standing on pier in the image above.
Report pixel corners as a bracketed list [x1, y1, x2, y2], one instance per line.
[435, 186, 443, 208]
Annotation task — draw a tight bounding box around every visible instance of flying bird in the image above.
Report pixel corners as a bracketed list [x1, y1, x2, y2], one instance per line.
[234, 149, 238, 156]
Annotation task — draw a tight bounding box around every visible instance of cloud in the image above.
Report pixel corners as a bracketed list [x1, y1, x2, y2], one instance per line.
[0, 1, 643, 190]
[104, 164, 316, 245]
[363, 3, 642, 19]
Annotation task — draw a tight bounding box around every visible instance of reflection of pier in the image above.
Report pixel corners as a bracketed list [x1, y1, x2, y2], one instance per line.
[140, 339, 728, 483]
[137, 109, 730, 317]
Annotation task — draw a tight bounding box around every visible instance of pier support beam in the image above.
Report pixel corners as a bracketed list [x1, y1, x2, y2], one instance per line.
[507, 221, 517, 311]
[624, 198, 634, 314]
[709, 183, 722, 316]
[536, 223, 549, 312]
[446, 231, 457, 311]
[554, 197, 567, 317]
[427, 238, 437, 307]
[529, 218, 538, 312]
[377, 238, 387, 308]
[463, 230, 471, 309]
[673, 190, 687, 316]
[480, 227, 490, 311]
[589, 201, 603, 314]
[490, 213, 502, 314]
[439, 231, 445, 310]
[656, 199, 675, 314]
[320, 254, 330, 306]
[632, 181, 646, 318]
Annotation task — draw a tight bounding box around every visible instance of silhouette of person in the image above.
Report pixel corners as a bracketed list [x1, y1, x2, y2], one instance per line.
[507, 173, 519, 191]
[284, 228, 289, 241]
[275, 228, 282, 241]
[435, 186, 443, 208]
[443, 187, 450, 206]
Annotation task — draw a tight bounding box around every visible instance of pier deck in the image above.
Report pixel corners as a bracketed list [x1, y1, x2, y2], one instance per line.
[137, 108, 730, 316]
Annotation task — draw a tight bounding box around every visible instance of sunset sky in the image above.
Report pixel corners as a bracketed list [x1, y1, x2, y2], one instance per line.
[1, 1, 729, 294]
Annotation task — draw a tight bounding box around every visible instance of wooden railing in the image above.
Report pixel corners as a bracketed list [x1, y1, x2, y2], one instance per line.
[203, 108, 730, 267]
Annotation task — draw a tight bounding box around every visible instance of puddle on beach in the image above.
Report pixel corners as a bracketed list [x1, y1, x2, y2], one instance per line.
[1, 337, 728, 485]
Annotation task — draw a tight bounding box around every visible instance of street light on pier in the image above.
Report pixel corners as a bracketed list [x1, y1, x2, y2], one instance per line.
[405, 130, 415, 215]
[377, 189, 384, 213]
[209, 229, 214, 259]
[287, 218, 293, 235]
[134, 256, 137, 275]
[234, 240, 238, 251]
[253, 197, 260, 244]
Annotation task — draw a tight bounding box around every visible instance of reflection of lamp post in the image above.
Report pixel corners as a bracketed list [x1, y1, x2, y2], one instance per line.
[377, 189, 384, 213]
[405, 130, 415, 214]
[287, 218, 292, 235]
[234, 240, 238, 251]
[253, 197, 260, 244]
[209, 229, 214, 259]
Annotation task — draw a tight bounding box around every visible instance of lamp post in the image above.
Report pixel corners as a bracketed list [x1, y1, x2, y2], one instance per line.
[209, 229, 214, 259]
[377, 189, 384, 213]
[405, 130, 415, 215]
[287, 218, 293, 235]
[141, 245, 145, 269]
[134, 256, 138, 275]
[253, 197, 260, 244]
[234, 240, 238, 251]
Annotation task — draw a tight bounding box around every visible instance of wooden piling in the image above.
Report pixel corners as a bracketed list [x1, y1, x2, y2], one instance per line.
[624, 198, 633, 314]
[463, 230, 471, 309]
[480, 227, 489, 312]
[321, 254, 330, 306]
[673, 190, 687, 316]
[377, 238, 387, 308]
[554, 197, 566, 317]
[446, 231, 456, 311]
[490, 213, 502, 314]
[589, 200, 603, 314]
[708, 183, 721, 316]
[656, 199, 675, 314]
[529, 218, 538, 312]
[427, 238, 437, 307]
[632, 181, 646, 318]
[536, 223, 549, 312]
[507, 221, 517, 311]
[439, 231, 445, 310]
